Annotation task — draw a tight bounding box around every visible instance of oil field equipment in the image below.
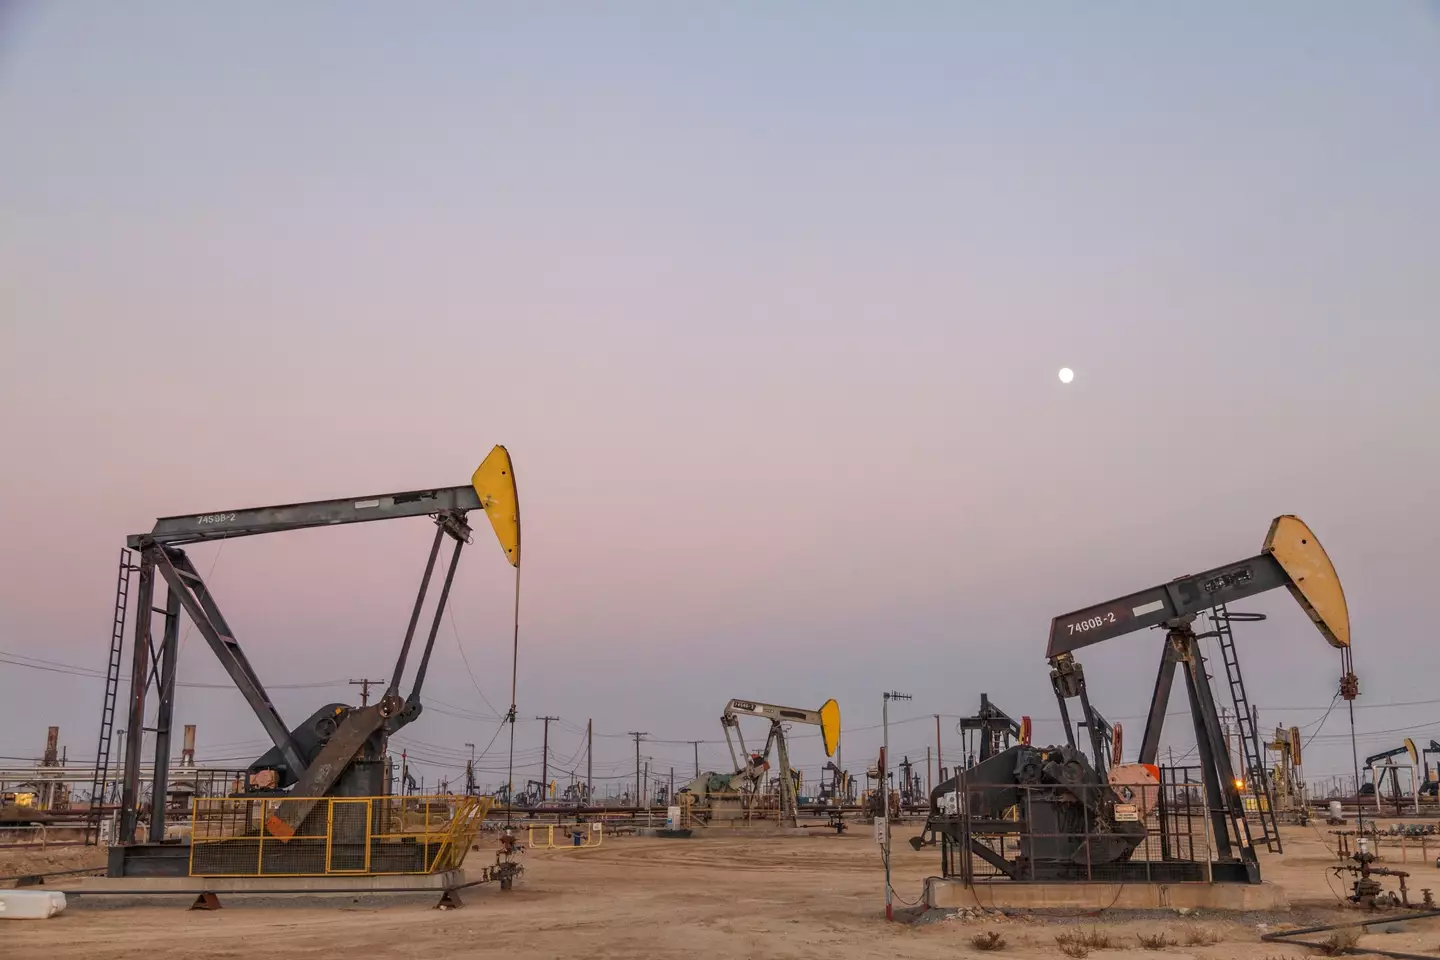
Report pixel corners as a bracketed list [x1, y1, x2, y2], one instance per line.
[957, 694, 1028, 768]
[912, 742, 1158, 881]
[1078, 709, 1121, 771]
[1043, 514, 1351, 883]
[1362, 740, 1420, 814]
[720, 698, 840, 827]
[100, 447, 520, 878]
[917, 515, 1350, 887]
[818, 760, 855, 806]
[1422, 740, 1440, 797]
[1265, 725, 1308, 823]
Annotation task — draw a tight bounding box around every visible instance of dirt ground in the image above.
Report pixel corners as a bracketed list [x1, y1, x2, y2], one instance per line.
[5, 822, 1440, 959]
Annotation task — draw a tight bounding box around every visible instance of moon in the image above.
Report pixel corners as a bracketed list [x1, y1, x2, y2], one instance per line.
[1058, 367, 1075, 384]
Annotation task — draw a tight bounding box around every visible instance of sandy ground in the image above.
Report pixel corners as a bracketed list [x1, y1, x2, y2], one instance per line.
[5, 822, 1440, 959]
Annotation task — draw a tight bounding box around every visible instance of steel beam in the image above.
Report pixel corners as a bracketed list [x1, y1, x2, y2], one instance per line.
[131, 485, 481, 547]
[1179, 629, 1257, 877]
[1138, 643, 1180, 765]
[118, 554, 154, 844]
[1047, 553, 1288, 657]
[146, 586, 181, 844]
[408, 536, 464, 704]
[149, 546, 306, 777]
[386, 523, 447, 703]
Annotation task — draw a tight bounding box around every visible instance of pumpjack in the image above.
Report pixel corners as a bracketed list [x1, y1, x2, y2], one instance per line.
[818, 760, 854, 805]
[106, 448, 520, 877]
[720, 698, 840, 827]
[1362, 740, 1419, 813]
[958, 694, 1029, 768]
[1045, 514, 1351, 882]
[1423, 741, 1440, 798]
[916, 515, 1352, 886]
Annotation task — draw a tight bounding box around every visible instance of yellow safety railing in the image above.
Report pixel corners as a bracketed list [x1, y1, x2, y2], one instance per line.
[526, 821, 604, 851]
[188, 794, 492, 878]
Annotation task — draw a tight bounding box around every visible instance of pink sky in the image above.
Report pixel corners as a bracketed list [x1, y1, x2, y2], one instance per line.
[2, 3, 1438, 787]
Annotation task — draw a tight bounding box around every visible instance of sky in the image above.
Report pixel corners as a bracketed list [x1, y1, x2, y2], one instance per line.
[2, 2, 1438, 798]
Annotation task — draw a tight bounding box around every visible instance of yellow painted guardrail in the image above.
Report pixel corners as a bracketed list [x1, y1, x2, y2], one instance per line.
[188, 794, 492, 877]
[527, 821, 604, 850]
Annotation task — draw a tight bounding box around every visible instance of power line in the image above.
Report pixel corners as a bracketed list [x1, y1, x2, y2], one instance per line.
[0, 650, 344, 689]
[442, 553, 502, 717]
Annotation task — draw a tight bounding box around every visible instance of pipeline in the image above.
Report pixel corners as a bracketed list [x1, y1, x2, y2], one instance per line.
[1260, 909, 1440, 960]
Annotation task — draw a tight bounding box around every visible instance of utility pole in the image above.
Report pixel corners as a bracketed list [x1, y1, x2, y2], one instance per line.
[537, 716, 559, 796]
[464, 742, 475, 795]
[628, 732, 648, 810]
[935, 715, 943, 788]
[691, 740, 701, 780]
[926, 745, 932, 795]
[586, 719, 593, 804]
[884, 692, 913, 922]
[349, 678, 385, 707]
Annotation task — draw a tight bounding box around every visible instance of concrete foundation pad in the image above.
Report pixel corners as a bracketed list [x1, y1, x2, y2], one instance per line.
[75, 869, 465, 894]
[925, 878, 1288, 912]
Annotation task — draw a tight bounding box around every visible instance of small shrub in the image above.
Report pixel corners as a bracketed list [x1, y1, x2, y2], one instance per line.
[1078, 929, 1114, 949]
[1056, 929, 1113, 956]
[972, 931, 1007, 951]
[1316, 927, 1361, 956]
[1137, 932, 1175, 950]
[1183, 928, 1220, 946]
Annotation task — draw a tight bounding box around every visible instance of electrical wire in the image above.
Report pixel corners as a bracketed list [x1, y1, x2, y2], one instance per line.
[1301, 691, 1342, 751]
[879, 847, 923, 907]
[443, 560, 501, 718]
[0, 650, 344, 689]
[504, 562, 521, 823]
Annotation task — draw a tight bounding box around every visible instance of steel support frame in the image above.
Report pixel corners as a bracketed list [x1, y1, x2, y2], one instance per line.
[774, 723, 799, 827]
[117, 553, 155, 843]
[1049, 621, 1260, 882]
[151, 545, 307, 775]
[147, 586, 182, 844]
[117, 511, 472, 847]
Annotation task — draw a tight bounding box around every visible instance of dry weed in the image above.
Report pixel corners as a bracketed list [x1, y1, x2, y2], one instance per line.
[1183, 927, 1220, 946]
[1056, 928, 1115, 956]
[1315, 927, 1361, 956]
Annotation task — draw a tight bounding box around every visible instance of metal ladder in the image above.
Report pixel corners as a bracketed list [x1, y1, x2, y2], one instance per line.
[86, 548, 134, 845]
[1211, 604, 1282, 853]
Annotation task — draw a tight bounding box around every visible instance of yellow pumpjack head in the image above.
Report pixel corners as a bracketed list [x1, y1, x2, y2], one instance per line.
[819, 699, 841, 758]
[1262, 515, 1349, 649]
[472, 445, 521, 567]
